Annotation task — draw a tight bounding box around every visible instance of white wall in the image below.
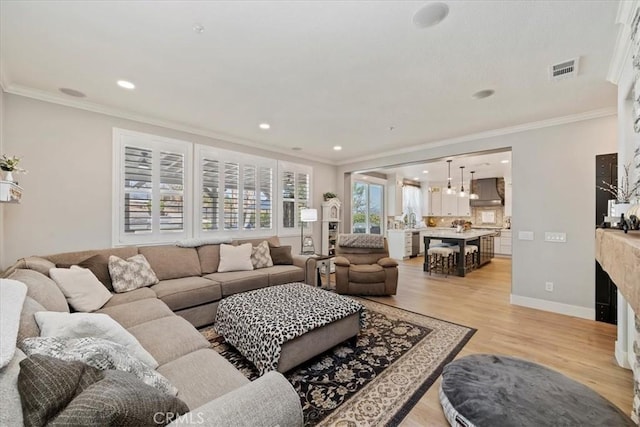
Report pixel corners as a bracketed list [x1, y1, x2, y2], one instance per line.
[1, 94, 336, 268]
[337, 115, 617, 316]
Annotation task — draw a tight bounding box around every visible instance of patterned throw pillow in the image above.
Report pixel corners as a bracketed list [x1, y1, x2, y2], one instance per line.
[108, 254, 159, 293]
[21, 336, 177, 396]
[251, 241, 274, 269]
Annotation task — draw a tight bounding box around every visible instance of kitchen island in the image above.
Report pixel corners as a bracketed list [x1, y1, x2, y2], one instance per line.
[422, 229, 499, 277]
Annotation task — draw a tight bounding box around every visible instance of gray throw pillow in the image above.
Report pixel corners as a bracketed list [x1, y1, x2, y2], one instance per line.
[18, 355, 188, 427]
[269, 245, 294, 265]
[251, 241, 274, 269]
[21, 336, 176, 395]
[108, 254, 159, 293]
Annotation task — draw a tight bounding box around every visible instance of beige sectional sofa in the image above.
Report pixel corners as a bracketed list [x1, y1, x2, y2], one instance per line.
[3, 236, 311, 426]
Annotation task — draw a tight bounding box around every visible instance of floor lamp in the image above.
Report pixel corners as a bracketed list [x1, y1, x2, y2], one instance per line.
[300, 208, 318, 255]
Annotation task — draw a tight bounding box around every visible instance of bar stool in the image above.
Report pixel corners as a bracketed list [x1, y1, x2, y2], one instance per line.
[427, 246, 456, 276]
[452, 245, 478, 271]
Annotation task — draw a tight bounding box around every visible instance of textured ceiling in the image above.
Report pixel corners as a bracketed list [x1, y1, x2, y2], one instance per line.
[0, 1, 620, 164]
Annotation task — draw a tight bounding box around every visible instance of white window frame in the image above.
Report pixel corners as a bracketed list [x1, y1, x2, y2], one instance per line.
[113, 128, 193, 246]
[277, 161, 313, 237]
[194, 145, 277, 238]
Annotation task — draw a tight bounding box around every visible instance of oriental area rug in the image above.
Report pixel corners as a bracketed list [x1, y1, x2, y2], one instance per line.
[200, 298, 475, 426]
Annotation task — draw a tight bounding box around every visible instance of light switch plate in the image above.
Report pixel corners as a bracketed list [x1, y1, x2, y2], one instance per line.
[544, 232, 567, 243]
[518, 231, 534, 240]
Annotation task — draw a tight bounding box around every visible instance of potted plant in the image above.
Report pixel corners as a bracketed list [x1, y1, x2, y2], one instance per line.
[323, 192, 337, 201]
[598, 162, 640, 216]
[0, 155, 27, 183]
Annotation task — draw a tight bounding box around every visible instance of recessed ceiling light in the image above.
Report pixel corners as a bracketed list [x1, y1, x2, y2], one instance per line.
[422, 170, 429, 174]
[59, 88, 86, 98]
[333, 146, 342, 151]
[414, 177, 420, 181]
[472, 89, 495, 99]
[193, 24, 205, 34]
[501, 160, 510, 164]
[413, 2, 450, 29]
[259, 123, 271, 130]
[117, 80, 135, 90]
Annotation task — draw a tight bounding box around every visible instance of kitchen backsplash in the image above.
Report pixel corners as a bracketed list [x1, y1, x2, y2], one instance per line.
[425, 206, 507, 228]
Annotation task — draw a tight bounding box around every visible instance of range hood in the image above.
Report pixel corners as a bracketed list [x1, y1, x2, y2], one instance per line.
[469, 178, 504, 207]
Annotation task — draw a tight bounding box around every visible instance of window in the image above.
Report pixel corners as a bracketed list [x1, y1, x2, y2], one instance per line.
[113, 129, 192, 245]
[402, 185, 422, 219]
[278, 161, 312, 236]
[195, 145, 276, 236]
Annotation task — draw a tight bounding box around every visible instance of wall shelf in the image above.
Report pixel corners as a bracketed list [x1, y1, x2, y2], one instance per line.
[0, 181, 23, 203]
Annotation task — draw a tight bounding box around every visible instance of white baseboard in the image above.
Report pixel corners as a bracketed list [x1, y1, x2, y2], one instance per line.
[616, 340, 632, 369]
[510, 294, 594, 320]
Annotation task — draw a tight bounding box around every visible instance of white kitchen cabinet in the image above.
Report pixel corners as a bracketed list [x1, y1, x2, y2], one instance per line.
[386, 173, 403, 216]
[457, 193, 471, 217]
[387, 230, 412, 259]
[441, 191, 457, 217]
[424, 187, 443, 216]
[500, 230, 512, 255]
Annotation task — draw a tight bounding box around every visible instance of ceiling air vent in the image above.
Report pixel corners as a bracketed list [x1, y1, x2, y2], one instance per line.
[550, 57, 580, 81]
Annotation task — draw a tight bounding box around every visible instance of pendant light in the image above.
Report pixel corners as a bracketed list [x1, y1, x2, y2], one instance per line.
[445, 160, 455, 194]
[469, 170, 479, 200]
[458, 166, 466, 197]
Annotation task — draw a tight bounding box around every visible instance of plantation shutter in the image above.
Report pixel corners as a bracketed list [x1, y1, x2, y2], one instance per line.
[243, 164, 257, 230]
[259, 166, 272, 229]
[123, 147, 153, 233]
[224, 162, 240, 230]
[201, 158, 219, 231]
[278, 162, 312, 235]
[115, 129, 192, 245]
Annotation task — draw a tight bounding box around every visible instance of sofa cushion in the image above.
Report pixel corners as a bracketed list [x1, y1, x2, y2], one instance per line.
[218, 243, 253, 272]
[349, 263, 386, 283]
[102, 287, 156, 308]
[233, 236, 281, 247]
[151, 277, 222, 311]
[157, 348, 249, 410]
[97, 298, 174, 329]
[266, 265, 305, 286]
[49, 267, 112, 312]
[0, 279, 27, 369]
[18, 296, 44, 342]
[5, 256, 56, 277]
[7, 269, 69, 313]
[56, 253, 116, 291]
[109, 254, 159, 293]
[34, 311, 158, 369]
[204, 270, 270, 297]
[138, 246, 202, 280]
[127, 317, 210, 366]
[196, 244, 221, 274]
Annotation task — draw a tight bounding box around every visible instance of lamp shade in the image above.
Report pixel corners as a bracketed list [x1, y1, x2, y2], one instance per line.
[300, 208, 318, 222]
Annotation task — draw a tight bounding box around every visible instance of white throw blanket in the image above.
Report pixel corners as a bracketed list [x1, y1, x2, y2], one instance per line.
[0, 279, 27, 368]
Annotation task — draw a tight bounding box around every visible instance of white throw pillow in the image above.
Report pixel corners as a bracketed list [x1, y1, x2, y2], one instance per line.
[251, 240, 274, 269]
[34, 311, 158, 369]
[108, 254, 159, 293]
[218, 243, 254, 272]
[0, 279, 27, 369]
[49, 266, 112, 312]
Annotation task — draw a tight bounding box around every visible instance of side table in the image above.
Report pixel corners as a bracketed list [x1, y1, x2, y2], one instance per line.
[301, 254, 334, 288]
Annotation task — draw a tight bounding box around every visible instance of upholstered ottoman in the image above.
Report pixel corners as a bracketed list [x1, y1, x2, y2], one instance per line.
[440, 354, 634, 427]
[214, 282, 365, 374]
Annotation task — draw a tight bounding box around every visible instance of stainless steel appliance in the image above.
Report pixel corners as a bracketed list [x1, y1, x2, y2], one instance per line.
[411, 231, 420, 257]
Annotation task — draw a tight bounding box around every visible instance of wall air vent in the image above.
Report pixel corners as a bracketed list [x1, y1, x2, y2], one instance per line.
[550, 57, 580, 81]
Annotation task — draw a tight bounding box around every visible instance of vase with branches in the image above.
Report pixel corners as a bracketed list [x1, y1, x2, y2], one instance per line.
[0, 155, 27, 183]
[597, 162, 640, 204]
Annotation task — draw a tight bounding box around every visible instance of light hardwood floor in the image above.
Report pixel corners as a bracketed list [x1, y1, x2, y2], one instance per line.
[326, 256, 634, 426]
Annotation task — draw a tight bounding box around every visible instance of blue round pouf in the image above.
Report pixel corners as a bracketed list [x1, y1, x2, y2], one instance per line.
[439, 354, 634, 427]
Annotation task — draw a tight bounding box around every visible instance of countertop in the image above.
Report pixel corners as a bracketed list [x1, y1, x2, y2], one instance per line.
[420, 229, 500, 239]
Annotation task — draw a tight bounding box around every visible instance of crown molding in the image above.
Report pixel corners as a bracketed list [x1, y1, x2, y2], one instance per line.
[2, 83, 335, 165]
[335, 107, 617, 166]
[607, 0, 638, 84]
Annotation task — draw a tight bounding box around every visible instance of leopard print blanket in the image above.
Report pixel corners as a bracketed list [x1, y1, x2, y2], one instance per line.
[214, 282, 366, 375]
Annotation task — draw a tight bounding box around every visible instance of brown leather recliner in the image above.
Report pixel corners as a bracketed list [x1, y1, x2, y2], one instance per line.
[334, 234, 398, 295]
